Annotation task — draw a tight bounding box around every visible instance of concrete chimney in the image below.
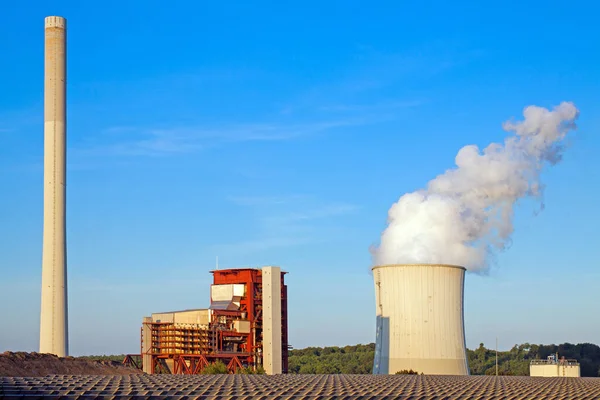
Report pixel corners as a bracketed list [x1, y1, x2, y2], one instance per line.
[39, 15, 68, 357]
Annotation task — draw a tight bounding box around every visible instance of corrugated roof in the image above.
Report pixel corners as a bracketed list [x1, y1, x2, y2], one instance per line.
[151, 308, 208, 315]
[209, 301, 239, 311]
[209, 267, 288, 274]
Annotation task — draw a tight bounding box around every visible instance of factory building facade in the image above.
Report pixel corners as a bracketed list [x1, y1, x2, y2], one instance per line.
[140, 266, 288, 375]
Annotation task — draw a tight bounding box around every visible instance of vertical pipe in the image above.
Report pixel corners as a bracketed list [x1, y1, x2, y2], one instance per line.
[39, 15, 68, 357]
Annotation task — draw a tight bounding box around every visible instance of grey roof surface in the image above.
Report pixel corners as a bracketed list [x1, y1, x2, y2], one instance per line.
[209, 300, 239, 310]
[2, 374, 600, 399]
[152, 308, 208, 314]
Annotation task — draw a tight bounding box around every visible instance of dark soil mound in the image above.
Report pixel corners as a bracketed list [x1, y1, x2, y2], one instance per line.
[0, 352, 143, 377]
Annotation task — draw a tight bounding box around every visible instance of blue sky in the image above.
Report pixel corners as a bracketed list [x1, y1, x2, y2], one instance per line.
[1, 0, 599, 356]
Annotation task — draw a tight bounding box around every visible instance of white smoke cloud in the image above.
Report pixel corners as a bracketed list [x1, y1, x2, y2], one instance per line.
[371, 101, 580, 271]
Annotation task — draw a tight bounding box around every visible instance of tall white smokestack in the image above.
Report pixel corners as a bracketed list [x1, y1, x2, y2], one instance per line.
[39, 15, 68, 357]
[372, 264, 469, 375]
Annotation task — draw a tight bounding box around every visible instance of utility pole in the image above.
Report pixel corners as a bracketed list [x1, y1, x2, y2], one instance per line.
[496, 337, 498, 376]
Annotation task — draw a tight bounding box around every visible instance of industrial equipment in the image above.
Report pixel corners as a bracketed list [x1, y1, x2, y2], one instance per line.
[530, 353, 581, 377]
[140, 266, 288, 375]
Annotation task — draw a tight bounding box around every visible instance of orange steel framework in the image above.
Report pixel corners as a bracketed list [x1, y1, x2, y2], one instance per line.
[139, 268, 288, 374]
[122, 354, 142, 370]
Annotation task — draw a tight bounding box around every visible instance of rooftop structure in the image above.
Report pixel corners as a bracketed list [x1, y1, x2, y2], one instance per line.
[530, 353, 581, 377]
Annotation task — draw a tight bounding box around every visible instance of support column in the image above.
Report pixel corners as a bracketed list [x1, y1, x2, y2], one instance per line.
[261, 266, 282, 374]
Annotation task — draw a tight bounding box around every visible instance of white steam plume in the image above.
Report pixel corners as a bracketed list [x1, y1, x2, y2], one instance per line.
[371, 101, 580, 271]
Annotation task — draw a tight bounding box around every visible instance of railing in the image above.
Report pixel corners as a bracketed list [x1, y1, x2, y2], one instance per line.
[530, 359, 580, 366]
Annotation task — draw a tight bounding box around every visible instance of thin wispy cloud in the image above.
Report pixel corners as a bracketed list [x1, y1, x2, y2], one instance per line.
[67, 45, 453, 160]
[226, 194, 310, 207]
[211, 196, 360, 255]
[261, 203, 360, 227]
[65, 43, 470, 160]
[101, 126, 140, 135]
[277, 41, 483, 118]
[70, 277, 212, 295]
[74, 117, 369, 158]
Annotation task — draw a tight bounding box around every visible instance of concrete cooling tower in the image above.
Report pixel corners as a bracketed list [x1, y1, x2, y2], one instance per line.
[372, 264, 469, 375]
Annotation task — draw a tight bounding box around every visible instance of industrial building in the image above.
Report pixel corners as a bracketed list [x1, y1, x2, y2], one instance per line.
[140, 266, 288, 375]
[372, 264, 469, 375]
[530, 354, 581, 377]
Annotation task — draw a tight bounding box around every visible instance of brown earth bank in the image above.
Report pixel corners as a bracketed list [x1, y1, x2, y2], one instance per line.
[0, 352, 143, 377]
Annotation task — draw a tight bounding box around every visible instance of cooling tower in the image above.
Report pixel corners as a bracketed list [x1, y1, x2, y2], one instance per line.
[372, 264, 469, 375]
[39, 16, 68, 357]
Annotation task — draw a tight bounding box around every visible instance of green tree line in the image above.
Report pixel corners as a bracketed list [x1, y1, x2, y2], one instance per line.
[80, 341, 600, 376]
[288, 344, 376, 374]
[288, 342, 600, 377]
[467, 342, 600, 377]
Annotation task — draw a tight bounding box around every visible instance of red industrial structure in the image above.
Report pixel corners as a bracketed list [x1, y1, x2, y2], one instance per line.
[138, 266, 288, 374]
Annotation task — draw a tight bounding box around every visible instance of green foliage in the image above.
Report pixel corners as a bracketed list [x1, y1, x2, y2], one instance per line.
[79, 341, 600, 377]
[395, 369, 419, 375]
[200, 360, 229, 374]
[236, 365, 266, 374]
[288, 342, 600, 377]
[467, 342, 600, 377]
[288, 344, 375, 374]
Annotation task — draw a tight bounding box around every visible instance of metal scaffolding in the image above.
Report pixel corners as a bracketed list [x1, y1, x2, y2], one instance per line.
[134, 267, 289, 374]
